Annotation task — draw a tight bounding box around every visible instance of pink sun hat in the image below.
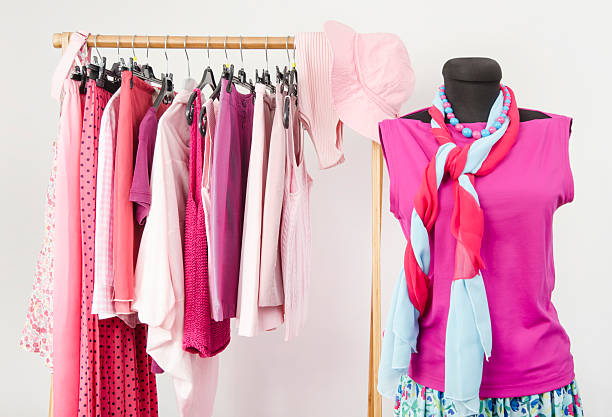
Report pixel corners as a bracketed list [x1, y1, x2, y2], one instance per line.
[323, 21, 415, 142]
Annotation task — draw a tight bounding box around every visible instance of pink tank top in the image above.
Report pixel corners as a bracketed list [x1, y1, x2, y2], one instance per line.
[379, 111, 575, 397]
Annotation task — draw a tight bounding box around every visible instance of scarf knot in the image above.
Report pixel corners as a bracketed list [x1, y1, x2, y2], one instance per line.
[445, 145, 468, 181]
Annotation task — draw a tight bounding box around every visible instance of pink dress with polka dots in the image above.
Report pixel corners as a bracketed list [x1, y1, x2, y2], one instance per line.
[78, 80, 158, 417]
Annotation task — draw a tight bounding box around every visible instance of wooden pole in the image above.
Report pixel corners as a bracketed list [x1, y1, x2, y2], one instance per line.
[46, 29, 72, 417]
[52, 33, 294, 50]
[368, 142, 383, 417]
[48, 376, 53, 417]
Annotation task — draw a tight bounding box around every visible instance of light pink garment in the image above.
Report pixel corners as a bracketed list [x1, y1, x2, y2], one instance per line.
[238, 84, 284, 337]
[200, 99, 217, 286]
[92, 89, 139, 327]
[295, 32, 344, 169]
[92, 89, 120, 319]
[133, 81, 219, 417]
[259, 86, 286, 307]
[280, 96, 313, 341]
[53, 78, 84, 417]
[50, 31, 88, 101]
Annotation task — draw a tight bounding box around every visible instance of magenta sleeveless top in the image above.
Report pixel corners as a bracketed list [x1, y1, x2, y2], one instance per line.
[379, 110, 575, 397]
[183, 89, 231, 357]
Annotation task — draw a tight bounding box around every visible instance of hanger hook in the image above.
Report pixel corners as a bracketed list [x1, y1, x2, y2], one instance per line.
[164, 35, 169, 75]
[132, 34, 137, 60]
[206, 35, 211, 66]
[94, 34, 101, 61]
[117, 35, 121, 62]
[184, 35, 190, 78]
[286, 35, 291, 65]
[145, 35, 150, 64]
[265, 36, 269, 72]
[292, 35, 296, 65]
[224, 36, 228, 64]
[239, 35, 244, 67]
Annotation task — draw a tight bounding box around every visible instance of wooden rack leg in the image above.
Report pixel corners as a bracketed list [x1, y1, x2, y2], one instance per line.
[49, 375, 53, 417]
[368, 142, 383, 417]
[47, 30, 71, 417]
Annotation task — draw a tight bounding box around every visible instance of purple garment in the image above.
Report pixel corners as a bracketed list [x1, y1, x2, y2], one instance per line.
[209, 79, 254, 320]
[151, 359, 164, 374]
[183, 89, 231, 356]
[129, 107, 158, 225]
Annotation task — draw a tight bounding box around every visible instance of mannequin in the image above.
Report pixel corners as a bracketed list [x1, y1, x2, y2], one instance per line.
[403, 57, 549, 122]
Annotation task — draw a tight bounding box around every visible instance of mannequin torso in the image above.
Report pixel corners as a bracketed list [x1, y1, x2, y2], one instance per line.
[403, 57, 549, 122]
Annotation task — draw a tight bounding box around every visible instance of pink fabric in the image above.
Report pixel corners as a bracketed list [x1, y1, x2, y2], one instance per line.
[20, 139, 56, 368]
[50, 32, 88, 102]
[280, 96, 313, 341]
[323, 21, 415, 142]
[130, 107, 159, 225]
[295, 32, 344, 169]
[259, 87, 286, 307]
[183, 89, 230, 356]
[113, 73, 154, 313]
[78, 80, 158, 417]
[92, 89, 120, 320]
[200, 99, 217, 288]
[133, 83, 219, 417]
[379, 111, 575, 397]
[238, 83, 284, 337]
[53, 78, 84, 417]
[209, 79, 254, 320]
[403, 92, 519, 314]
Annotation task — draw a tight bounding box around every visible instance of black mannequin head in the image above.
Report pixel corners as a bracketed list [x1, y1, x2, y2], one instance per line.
[401, 57, 549, 123]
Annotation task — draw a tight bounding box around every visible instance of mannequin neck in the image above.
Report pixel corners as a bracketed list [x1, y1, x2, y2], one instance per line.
[442, 57, 502, 123]
[443, 80, 501, 123]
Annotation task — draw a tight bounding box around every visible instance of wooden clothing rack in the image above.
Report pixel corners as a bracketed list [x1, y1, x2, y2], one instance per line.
[51, 32, 384, 417]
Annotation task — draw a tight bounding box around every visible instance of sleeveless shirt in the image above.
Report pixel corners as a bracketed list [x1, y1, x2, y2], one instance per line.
[379, 111, 574, 397]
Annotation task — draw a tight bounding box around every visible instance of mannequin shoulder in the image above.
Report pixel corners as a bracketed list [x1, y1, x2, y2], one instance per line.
[400, 108, 551, 122]
[518, 108, 550, 121]
[401, 109, 431, 122]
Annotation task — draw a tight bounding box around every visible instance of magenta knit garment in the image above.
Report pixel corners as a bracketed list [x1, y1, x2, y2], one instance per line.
[183, 89, 231, 357]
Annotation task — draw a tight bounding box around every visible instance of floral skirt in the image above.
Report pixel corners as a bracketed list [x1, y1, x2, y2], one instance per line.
[394, 374, 583, 417]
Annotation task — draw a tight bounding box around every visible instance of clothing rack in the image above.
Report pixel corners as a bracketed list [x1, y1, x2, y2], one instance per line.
[51, 32, 384, 417]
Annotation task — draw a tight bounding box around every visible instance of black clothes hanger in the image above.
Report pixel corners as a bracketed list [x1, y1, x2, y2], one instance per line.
[283, 39, 298, 129]
[152, 36, 175, 110]
[70, 65, 88, 94]
[199, 109, 208, 138]
[153, 73, 175, 110]
[224, 64, 254, 94]
[93, 56, 121, 94]
[200, 63, 230, 136]
[187, 36, 217, 125]
[108, 36, 128, 80]
[255, 36, 275, 93]
[209, 63, 231, 101]
[139, 36, 156, 80]
[85, 35, 103, 82]
[130, 35, 142, 73]
[232, 36, 254, 94]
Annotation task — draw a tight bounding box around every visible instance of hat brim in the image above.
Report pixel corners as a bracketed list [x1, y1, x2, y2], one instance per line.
[324, 21, 395, 142]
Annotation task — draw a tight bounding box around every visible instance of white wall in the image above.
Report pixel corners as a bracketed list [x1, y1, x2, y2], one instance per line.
[1, 1, 610, 416]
